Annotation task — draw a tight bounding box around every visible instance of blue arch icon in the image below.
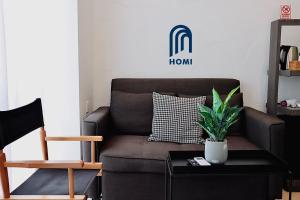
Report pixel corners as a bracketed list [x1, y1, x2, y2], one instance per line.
[169, 25, 192, 57]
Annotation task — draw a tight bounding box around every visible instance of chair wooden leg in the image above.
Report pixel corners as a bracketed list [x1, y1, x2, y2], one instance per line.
[0, 150, 10, 198]
[91, 141, 95, 163]
[68, 168, 74, 198]
[97, 170, 102, 176]
[40, 127, 49, 160]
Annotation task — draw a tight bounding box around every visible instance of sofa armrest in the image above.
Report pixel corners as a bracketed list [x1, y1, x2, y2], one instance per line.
[244, 107, 285, 159]
[82, 106, 110, 162]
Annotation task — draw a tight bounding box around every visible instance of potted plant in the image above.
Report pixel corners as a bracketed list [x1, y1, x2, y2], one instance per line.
[197, 86, 242, 164]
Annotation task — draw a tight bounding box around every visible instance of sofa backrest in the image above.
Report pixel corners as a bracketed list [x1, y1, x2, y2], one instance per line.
[110, 78, 243, 136]
[111, 78, 240, 95]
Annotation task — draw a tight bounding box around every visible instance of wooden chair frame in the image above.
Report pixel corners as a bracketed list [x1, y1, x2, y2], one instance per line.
[0, 127, 103, 200]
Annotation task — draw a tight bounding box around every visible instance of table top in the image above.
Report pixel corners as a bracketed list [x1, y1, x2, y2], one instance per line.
[167, 150, 288, 174]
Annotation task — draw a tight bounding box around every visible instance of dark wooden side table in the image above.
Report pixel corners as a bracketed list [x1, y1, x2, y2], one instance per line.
[166, 150, 290, 200]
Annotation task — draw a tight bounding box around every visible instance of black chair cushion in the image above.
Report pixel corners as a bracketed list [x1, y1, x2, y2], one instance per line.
[11, 169, 98, 195]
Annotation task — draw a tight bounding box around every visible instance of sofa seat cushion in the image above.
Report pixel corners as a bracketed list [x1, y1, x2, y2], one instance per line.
[100, 135, 259, 174]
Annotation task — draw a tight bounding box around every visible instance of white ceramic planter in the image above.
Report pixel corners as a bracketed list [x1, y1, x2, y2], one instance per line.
[205, 139, 228, 164]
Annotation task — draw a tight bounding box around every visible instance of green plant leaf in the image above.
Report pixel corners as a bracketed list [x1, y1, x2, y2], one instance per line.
[198, 104, 213, 115]
[196, 121, 217, 141]
[226, 107, 243, 123]
[216, 112, 224, 121]
[199, 111, 213, 122]
[223, 86, 240, 108]
[218, 127, 228, 141]
[224, 119, 239, 130]
[196, 87, 242, 142]
[212, 88, 223, 113]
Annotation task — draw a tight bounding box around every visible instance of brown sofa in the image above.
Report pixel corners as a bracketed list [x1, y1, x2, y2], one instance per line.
[82, 78, 285, 200]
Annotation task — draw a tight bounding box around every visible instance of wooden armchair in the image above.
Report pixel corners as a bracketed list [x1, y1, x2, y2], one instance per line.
[0, 99, 102, 200]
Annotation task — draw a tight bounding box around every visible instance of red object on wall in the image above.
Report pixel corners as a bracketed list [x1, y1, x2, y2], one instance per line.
[281, 5, 291, 19]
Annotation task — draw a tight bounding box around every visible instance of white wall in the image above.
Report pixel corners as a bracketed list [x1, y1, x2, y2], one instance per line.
[0, 0, 7, 111]
[0, 0, 8, 195]
[78, 0, 300, 111]
[3, 0, 80, 190]
[78, 0, 94, 120]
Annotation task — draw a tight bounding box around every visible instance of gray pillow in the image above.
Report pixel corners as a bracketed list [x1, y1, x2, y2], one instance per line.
[148, 92, 206, 144]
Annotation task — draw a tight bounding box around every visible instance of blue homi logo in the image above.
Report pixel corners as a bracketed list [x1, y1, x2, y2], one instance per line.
[169, 25, 192, 65]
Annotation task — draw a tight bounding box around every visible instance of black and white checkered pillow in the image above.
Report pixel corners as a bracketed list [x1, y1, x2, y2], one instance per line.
[148, 92, 206, 144]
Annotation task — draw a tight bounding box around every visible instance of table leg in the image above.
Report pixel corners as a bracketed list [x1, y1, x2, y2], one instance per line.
[169, 174, 172, 200]
[165, 160, 172, 200]
[288, 170, 293, 200]
[165, 161, 168, 200]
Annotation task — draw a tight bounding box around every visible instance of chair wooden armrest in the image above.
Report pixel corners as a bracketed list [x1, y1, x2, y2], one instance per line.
[4, 160, 83, 169]
[44, 135, 103, 163]
[45, 136, 103, 142]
